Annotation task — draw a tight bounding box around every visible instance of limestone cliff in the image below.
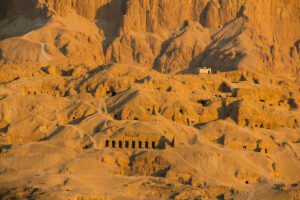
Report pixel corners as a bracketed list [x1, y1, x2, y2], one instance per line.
[0, 0, 299, 75]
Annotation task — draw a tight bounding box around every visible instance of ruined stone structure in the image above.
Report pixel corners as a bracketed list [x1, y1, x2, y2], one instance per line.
[103, 136, 175, 150]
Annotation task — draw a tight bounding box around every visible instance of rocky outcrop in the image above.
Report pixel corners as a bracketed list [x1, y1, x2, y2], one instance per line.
[0, 61, 299, 199]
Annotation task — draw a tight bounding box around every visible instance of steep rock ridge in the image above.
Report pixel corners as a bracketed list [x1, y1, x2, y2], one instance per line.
[0, 0, 125, 20]
[121, 0, 208, 33]
[105, 31, 163, 67]
[121, 0, 246, 32]
[154, 21, 211, 74]
[196, 16, 254, 72]
[0, 0, 48, 21]
[228, 0, 300, 74]
[117, 0, 249, 73]
[45, 0, 127, 20]
[0, 0, 299, 75]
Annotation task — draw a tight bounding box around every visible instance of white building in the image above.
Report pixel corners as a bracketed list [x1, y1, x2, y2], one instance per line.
[197, 67, 212, 74]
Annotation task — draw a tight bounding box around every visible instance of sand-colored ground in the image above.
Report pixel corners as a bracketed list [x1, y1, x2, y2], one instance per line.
[0, 63, 299, 199]
[0, 0, 300, 199]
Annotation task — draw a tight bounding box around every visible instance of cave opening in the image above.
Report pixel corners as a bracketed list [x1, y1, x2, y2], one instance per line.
[152, 141, 156, 149]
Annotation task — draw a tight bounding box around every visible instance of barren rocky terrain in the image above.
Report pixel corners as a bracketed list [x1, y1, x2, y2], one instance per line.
[0, 0, 299, 199]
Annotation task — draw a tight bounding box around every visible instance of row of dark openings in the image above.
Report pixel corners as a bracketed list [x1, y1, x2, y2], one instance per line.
[105, 140, 156, 149]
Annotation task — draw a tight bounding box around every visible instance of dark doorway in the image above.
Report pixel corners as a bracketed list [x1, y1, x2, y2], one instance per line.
[112, 140, 116, 148]
[139, 141, 142, 148]
[152, 141, 155, 149]
[125, 141, 129, 148]
[132, 141, 136, 149]
[119, 141, 122, 148]
[105, 140, 109, 147]
[145, 141, 149, 148]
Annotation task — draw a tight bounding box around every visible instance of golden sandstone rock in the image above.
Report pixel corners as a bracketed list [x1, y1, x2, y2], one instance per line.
[0, 0, 299, 199]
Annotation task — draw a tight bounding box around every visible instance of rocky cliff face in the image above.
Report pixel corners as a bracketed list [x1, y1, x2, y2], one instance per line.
[0, 0, 299, 75]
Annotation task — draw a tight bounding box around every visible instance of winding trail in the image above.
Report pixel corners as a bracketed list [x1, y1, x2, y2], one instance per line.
[22, 31, 53, 62]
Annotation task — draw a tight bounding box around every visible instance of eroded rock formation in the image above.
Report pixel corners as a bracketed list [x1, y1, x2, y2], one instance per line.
[0, 0, 299, 74]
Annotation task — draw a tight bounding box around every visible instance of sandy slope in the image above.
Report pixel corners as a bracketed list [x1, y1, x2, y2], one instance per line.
[0, 63, 299, 199]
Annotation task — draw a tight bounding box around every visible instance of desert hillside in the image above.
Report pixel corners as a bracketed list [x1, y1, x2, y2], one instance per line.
[0, 0, 300, 199]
